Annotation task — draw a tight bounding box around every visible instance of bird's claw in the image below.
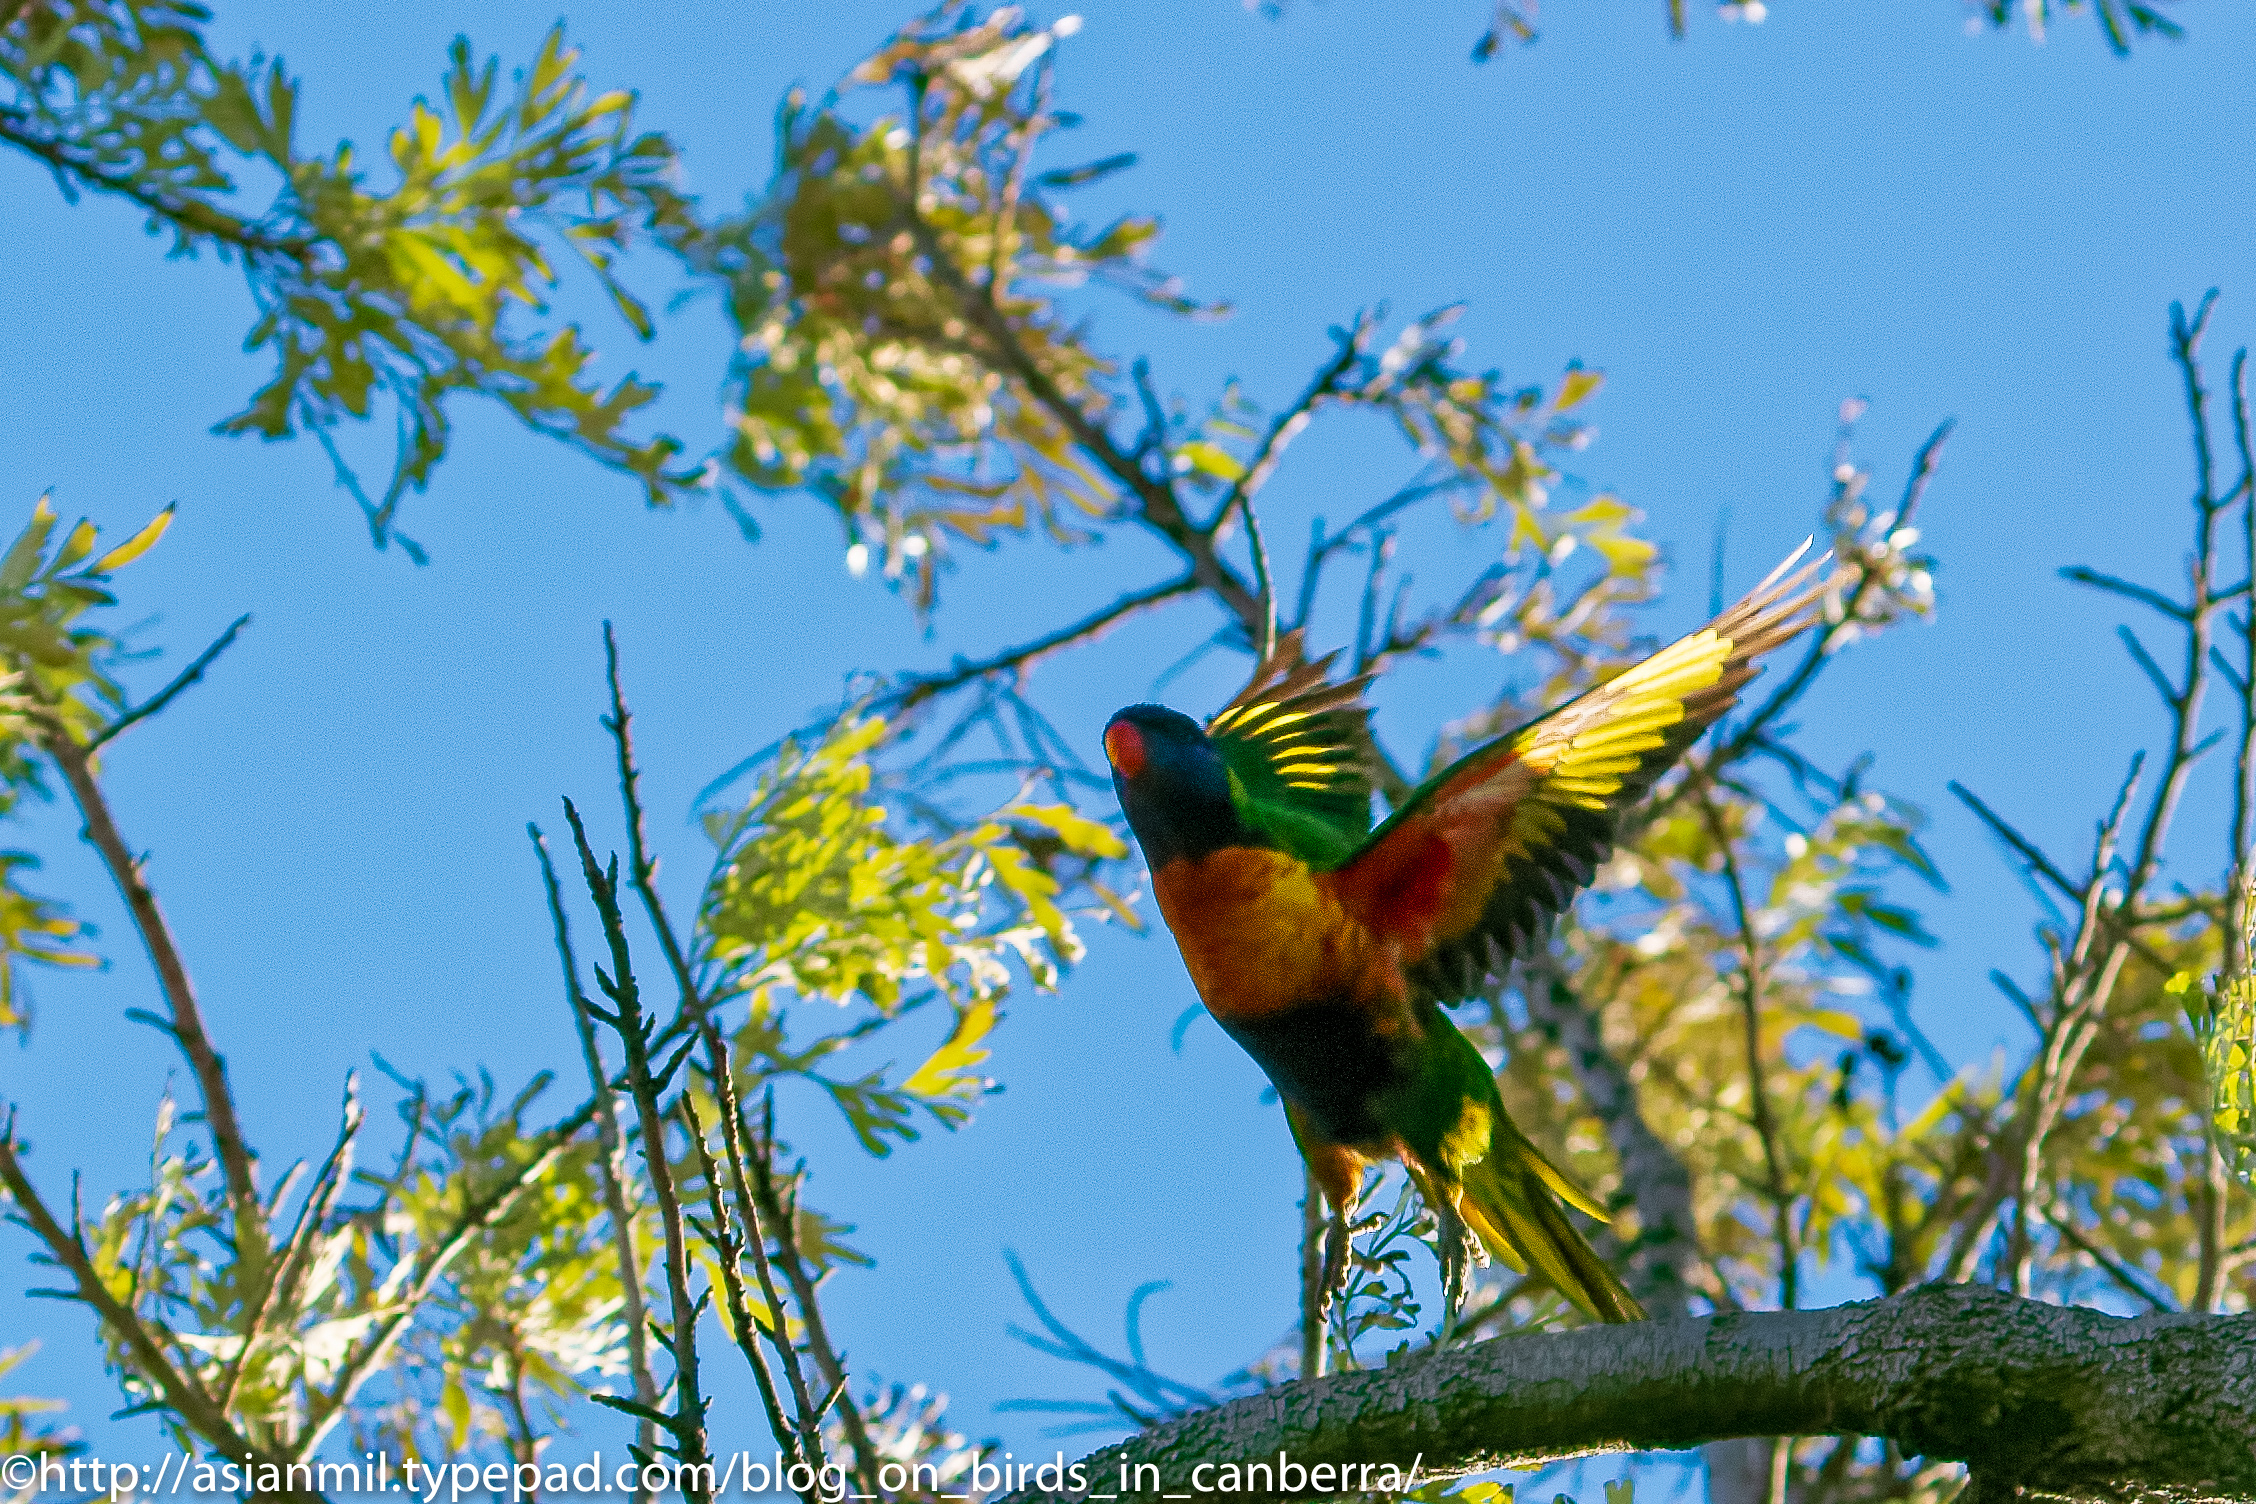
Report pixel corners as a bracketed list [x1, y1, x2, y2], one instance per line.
[1318, 1208, 1353, 1325]
[1434, 1198, 1487, 1319]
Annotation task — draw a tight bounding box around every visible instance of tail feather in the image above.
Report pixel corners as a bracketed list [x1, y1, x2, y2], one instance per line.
[1460, 1147, 1646, 1325]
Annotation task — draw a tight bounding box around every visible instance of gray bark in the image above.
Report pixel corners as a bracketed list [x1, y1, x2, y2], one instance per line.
[1003, 1285, 2256, 1504]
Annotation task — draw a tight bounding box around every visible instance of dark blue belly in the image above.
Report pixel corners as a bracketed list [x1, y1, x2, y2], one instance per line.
[1217, 996, 1419, 1149]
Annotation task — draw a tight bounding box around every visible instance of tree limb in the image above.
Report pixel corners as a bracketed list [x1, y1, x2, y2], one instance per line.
[883, 573, 1200, 714]
[1005, 1285, 2256, 1504]
[42, 735, 264, 1269]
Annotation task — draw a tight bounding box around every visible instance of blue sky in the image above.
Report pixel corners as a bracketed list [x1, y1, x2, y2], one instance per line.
[2, 0, 2254, 1489]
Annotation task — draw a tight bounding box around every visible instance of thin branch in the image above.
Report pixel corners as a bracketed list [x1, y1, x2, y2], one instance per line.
[677, 1092, 816, 1496]
[298, 1089, 610, 1459]
[603, 625, 704, 1029]
[740, 1088, 877, 1487]
[2058, 566, 2190, 622]
[0, 112, 317, 262]
[531, 825, 658, 1491]
[2227, 347, 2256, 978]
[563, 799, 712, 1501]
[0, 1121, 261, 1460]
[89, 614, 251, 751]
[1702, 796, 1798, 1309]
[1299, 1167, 1326, 1381]
[2115, 623, 2178, 708]
[2041, 1205, 2177, 1314]
[896, 207, 1264, 632]
[2119, 299, 2227, 904]
[1723, 419, 1955, 761]
[1215, 315, 1370, 528]
[882, 573, 1200, 714]
[702, 1039, 859, 1489]
[40, 733, 264, 1269]
[1949, 781, 2083, 903]
[219, 1083, 363, 1415]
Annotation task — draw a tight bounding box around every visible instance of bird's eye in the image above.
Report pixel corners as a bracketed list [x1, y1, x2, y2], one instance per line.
[1104, 721, 1146, 779]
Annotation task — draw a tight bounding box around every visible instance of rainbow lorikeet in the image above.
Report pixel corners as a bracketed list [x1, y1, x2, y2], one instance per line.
[1103, 546, 1830, 1326]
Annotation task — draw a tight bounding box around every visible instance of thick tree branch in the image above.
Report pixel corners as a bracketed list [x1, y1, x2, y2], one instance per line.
[1006, 1286, 2256, 1504]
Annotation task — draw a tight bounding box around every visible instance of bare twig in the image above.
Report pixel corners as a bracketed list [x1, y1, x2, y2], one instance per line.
[89, 614, 251, 751]
[2041, 1204, 2178, 1313]
[2003, 761, 2139, 1298]
[1218, 315, 1372, 527]
[40, 734, 264, 1272]
[2059, 567, 2190, 623]
[677, 1092, 816, 1498]
[1703, 795, 1798, 1309]
[563, 800, 712, 1501]
[603, 625, 703, 1028]
[531, 826, 658, 1490]
[882, 574, 1200, 714]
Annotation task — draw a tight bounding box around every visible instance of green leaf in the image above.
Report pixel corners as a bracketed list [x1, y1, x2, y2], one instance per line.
[1555, 367, 1604, 412]
[1176, 440, 1245, 482]
[86, 506, 175, 575]
[0, 498, 58, 593]
[898, 999, 999, 1104]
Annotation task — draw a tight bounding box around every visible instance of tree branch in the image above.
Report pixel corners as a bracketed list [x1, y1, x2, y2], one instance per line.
[531, 825, 659, 1494]
[0, 111, 316, 263]
[883, 573, 1200, 715]
[897, 209, 1264, 632]
[1004, 1286, 2256, 1504]
[0, 1123, 257, 1461]
[42, 735, 264, 1267]
[89, 614, 251, 751]
[1720, 419, 1954, 762]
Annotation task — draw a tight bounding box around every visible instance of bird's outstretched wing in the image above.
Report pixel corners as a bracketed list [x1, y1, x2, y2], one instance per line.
[1205, 631, 1381, 870]
[1326, 544, 1833, 1004]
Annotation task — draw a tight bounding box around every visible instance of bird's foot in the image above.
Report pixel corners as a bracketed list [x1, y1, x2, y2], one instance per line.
[1434, 1199, 1488, 1324]
[1318, 1209, 1354, 1326]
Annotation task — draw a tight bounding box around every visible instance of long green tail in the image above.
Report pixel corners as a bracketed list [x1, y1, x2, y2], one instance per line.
[1458, 1122, 1647, 1324]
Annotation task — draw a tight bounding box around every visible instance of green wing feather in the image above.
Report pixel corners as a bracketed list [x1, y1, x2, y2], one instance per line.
[1205, 631, 1380, 869]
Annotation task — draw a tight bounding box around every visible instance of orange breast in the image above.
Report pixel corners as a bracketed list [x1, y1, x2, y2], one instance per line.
[1152, 847, 1402, 1020]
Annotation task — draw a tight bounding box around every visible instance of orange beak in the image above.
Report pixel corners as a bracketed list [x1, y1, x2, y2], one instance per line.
[1103, 720, 1146, 780]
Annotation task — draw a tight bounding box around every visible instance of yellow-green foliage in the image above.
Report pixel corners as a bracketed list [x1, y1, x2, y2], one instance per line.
[0, 497, 174, 1029]
[4, 4, 699, 553]
[701, 714, 1122, 1150]
[2189, 966, 2256, 1192]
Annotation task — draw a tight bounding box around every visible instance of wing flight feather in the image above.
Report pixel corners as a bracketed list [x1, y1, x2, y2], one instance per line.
[1325, 544, 1835, 1002]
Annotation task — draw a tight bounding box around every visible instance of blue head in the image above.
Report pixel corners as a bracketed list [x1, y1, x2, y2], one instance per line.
[1103, 704, 1261, 870]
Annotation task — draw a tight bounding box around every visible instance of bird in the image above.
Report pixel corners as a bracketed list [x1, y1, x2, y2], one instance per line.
[1102, 543, 1832, 1328]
